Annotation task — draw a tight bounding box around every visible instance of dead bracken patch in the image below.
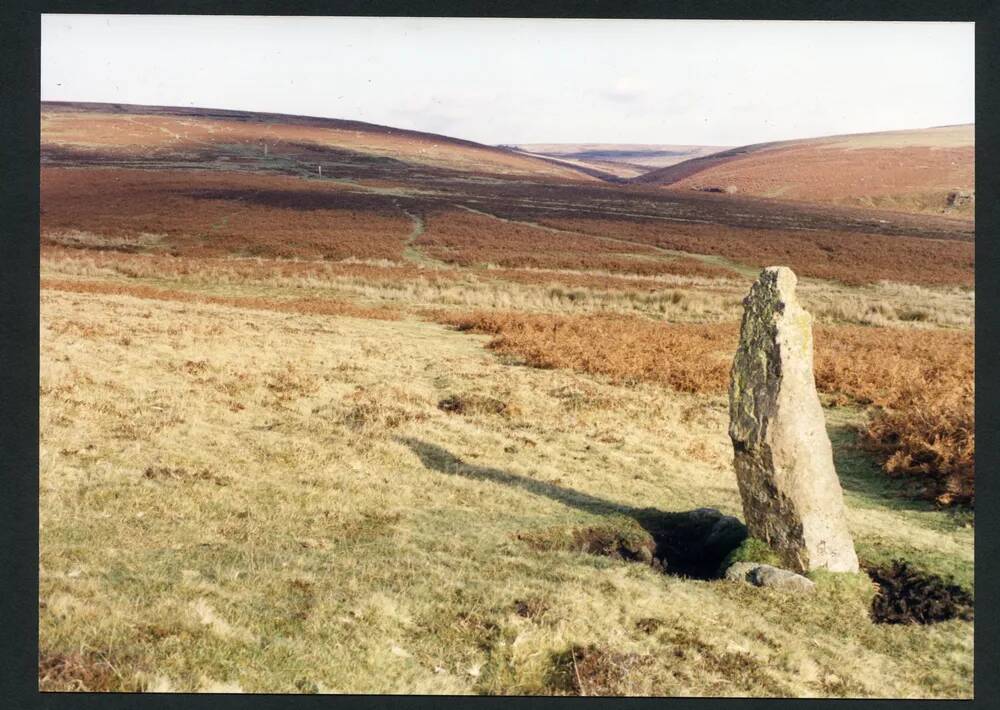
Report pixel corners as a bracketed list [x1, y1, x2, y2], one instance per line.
[867, 560, 973, 625]
[435, 310, 735, 392]
[861, 389, 974, 507]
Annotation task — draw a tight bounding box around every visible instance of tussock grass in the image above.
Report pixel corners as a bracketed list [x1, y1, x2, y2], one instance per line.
[42, 246, 973, 328]
[41, 276, 403, 321]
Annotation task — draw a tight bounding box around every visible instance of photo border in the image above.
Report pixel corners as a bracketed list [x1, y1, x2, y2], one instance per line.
[2, 2, 995, 708]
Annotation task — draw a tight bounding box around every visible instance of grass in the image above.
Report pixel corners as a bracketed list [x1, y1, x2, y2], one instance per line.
[40, 280, 973, 696]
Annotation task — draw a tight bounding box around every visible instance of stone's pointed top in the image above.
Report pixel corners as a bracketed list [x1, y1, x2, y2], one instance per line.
[763, 265, 798, 293]
[742, 266, 800, 312]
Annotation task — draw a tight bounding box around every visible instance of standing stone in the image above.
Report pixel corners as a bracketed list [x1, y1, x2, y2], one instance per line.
[729, 267, 859, 574]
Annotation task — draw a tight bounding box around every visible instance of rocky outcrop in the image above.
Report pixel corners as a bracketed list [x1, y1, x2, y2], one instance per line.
[729, 267, 859, 574]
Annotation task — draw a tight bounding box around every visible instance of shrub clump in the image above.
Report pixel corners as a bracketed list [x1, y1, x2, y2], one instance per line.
[867, 560, 974, 625]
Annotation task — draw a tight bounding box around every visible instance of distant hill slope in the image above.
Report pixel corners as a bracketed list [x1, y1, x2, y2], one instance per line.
[41, 101, 597, 182]
[632, 125, 974, 219]
[509, 143, 730, 179]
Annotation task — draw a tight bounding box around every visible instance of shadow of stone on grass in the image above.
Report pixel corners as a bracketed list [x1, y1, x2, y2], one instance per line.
[828, 423, 935, 514]
[398, 437, 747, 579]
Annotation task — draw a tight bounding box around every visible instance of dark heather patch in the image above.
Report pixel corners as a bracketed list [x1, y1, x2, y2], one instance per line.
[545, 644, 651, 696]
[512, 597, 549, 619]
[39, 651, 140, 692]
[143, 465, 230, 486]
[437, 393, 513, 417]
[866, 560, 973, 624]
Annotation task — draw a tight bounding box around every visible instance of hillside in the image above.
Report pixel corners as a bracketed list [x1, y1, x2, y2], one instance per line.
[511, 144, 731, 179]
[41, 102, 597, 182]
[633, 125, 974, 218]
[39, 102, 974, 696]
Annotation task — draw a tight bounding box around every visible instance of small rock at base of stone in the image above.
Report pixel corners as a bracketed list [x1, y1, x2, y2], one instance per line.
[723, 561, 759, 583]
[724, 562, 816, 593]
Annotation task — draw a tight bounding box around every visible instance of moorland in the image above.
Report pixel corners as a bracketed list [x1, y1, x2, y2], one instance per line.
[39, 102, 974, 696]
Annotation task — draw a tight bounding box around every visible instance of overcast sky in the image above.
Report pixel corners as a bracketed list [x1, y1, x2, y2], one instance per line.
[41, 16, 974, 146]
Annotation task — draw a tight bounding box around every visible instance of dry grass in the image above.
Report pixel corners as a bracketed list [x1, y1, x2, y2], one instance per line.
[37, 103, 974, 697]
[39, 650, 142, 692]
[39, 287, 973, 696]
[41, 246, 974, 329]
[41, 277, 402, 321]
[40, 246, 750, 323]
[40, 241, 974, 509]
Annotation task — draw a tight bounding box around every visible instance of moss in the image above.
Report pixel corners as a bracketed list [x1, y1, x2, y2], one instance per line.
[720, 537, 783, 573]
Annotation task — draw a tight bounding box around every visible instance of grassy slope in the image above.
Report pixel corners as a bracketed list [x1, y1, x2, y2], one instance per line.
[40, 280, 972, 696]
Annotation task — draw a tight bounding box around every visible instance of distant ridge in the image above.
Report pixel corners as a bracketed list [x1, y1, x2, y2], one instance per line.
[630, 124, 974, 218]
[40, 101, 602, 181]
[42, 100, 521, 153]
[507, 142, 731, 179]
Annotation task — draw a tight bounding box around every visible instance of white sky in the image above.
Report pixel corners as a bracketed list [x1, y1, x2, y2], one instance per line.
[41, 16, 974, 146]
